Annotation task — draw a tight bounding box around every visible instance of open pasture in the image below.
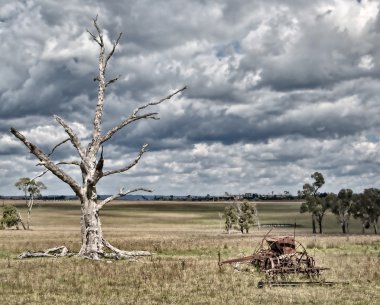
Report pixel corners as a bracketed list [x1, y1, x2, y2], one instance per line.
[0, 200, 379, 305]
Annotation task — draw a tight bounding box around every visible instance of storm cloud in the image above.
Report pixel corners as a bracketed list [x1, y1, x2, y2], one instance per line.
[1, 0, 380, 196]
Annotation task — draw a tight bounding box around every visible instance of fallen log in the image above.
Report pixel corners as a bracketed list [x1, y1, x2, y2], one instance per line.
[18, 246, 69, 259]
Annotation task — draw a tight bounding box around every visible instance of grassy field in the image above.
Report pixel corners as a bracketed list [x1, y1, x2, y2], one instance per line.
[0, 200, 379, 305]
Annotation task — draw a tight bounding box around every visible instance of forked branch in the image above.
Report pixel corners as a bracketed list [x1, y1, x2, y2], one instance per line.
[86, 15, 103, 46]
[88, 16, 123, 151]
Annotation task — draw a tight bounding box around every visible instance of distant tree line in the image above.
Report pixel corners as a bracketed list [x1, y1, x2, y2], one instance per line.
[299, 172, 380, 234]
[153, 193, 297, 202]
[0, 195, 73, 201]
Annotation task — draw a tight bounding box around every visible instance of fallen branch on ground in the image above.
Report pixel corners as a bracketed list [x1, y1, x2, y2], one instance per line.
[18, 246, 69, 259]
[17, 244, 152, 260]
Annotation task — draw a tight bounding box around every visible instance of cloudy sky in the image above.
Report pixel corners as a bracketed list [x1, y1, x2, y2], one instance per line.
[1, 0, 380, 196]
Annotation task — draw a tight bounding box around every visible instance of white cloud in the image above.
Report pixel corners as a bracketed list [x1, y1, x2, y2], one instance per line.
[327, 0, 379, 36]
[192, 143, 209, 157]
[358, 54, 375, 70]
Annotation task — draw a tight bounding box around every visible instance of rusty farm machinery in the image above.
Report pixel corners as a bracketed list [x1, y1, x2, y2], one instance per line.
[219, 233, 340, 288]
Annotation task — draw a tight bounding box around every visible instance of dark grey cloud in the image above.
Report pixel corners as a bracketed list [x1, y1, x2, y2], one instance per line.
[1, 0, 380, 196]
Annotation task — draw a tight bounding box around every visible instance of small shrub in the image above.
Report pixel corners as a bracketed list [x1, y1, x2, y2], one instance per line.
[1, 205, 20, 229]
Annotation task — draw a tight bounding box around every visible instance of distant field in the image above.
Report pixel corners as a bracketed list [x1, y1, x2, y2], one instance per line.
[0, 200, 379, 305]
[0, 199, 369, 233]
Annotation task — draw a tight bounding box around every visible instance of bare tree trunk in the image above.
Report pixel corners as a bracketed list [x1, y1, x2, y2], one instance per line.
[79, 197, 103, 259]
[340, 219, 346, 234]
[27, 196, 34, 230]
[312, 215, 317, 234]
[17, 212, 26, 230]
[318, 217, 323, 234]
[77, 186, 152, 260]
[341, 223, 346, 234]
[77, 176, 104, 259]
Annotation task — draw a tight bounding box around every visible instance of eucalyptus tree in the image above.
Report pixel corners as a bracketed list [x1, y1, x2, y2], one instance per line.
[15, 177, 31, 204]
[15, 177, 46, 229]
[329, 189, 354, 234]
[299, 172, 329, 234]
[224, 205, 238, 234]
[223, 200, 258, 234]
[353, 188, 380, 234]
[237, 201, 258, 234]
[10, 17, 186, 259]
[352, 192, 370, 234]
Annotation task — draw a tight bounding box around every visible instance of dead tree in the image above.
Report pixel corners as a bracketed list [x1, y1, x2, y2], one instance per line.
[10, 17, 186, 260]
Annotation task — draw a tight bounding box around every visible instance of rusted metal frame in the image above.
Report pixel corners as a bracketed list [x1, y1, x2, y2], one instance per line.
[258, 281, 347, 288]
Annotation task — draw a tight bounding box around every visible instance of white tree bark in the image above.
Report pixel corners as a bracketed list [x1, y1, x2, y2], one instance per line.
[11, 17, 186, 260]
[27, 196, 33, 230]
[18, 246, 69, 259]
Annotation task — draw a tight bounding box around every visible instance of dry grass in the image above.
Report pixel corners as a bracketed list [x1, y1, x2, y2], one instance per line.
[0, 200, 379, 304]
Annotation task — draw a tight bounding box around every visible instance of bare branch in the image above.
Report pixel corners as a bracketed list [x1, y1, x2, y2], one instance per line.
[100, 113, 159, 144]
[103, 144, 148, 177]
[90, 17, 107, 150]
[105, 32, 122, 68]
[47, 138, 70, 157]
[10, 128, 81, 196]
[32, 160, 80, 183]
[31, 160, 79, 184]
[30, 169, 49, 183]
[102, 239, 151, 258]
[37, 160, 81, 167]
[18, 246, 69, 259]
[100, 86, 186, 144]
[105, 75, 121, 87]
[132, 86, 187, 116]
[96, 187, 152, 211]
[86, 29, 101, 46]
[92, 15, 104, 46]
[54, 115, 86, 161]
[58, 160, 81, 166]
